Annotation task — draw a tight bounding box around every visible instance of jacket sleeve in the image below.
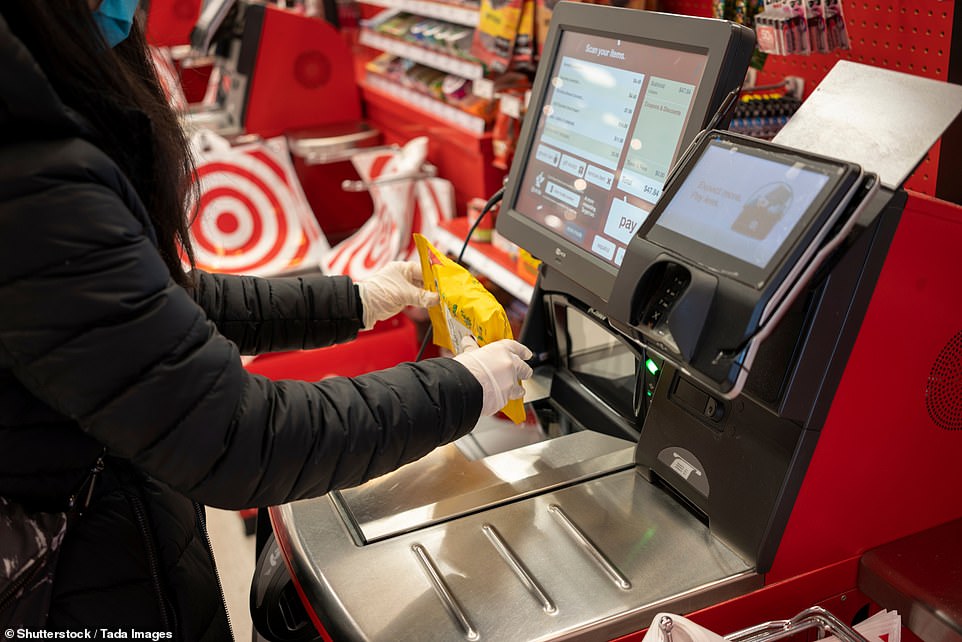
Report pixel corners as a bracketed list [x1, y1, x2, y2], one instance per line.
[189, 270, 362, 355]
[0, 151, 483, 509]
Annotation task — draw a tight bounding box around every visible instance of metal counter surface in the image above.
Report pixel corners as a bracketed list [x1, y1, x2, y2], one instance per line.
[335, 430, 636, 544]
[272, 431, 759, 641]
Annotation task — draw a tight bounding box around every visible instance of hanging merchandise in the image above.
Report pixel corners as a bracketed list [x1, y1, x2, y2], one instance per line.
[823, 0, 850, 51]
[471, 0, 524, 74]
[414, 233, 526, 424]
[755, 0, 810, 56]
[185, 130, 330, 276]
[321, 137, 455, 281]
[804, 0, 829, 53]
[754, 0, 848, 55]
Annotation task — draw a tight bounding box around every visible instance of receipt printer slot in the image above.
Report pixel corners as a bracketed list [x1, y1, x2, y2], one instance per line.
[672, 376, 725, 423]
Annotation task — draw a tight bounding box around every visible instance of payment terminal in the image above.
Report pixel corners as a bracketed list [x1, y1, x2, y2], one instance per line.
[607, 130, 880, 398]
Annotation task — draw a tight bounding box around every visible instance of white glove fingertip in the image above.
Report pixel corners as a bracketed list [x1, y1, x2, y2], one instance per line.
[397, 260, 418, 282]
[460, 335, 480, 352]
[505, 340, 534, 361]
[517, 363, 534, 380]
[419, 290, 439, 308]
[508, 384, 526, 400]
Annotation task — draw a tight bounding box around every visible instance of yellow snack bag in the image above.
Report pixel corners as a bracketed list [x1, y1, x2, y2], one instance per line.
[414, 233, 525, 424]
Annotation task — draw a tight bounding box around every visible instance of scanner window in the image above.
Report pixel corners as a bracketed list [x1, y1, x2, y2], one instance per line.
[562, 307, 638, 419]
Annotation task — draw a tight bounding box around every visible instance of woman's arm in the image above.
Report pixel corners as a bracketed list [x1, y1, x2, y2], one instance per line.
[0, 143, 482, 509]
[189, 270, 363, 355]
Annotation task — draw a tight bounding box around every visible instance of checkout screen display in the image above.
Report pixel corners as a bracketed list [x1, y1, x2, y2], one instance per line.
[654, 139, 831, 271]
[513, 31, 708, 268]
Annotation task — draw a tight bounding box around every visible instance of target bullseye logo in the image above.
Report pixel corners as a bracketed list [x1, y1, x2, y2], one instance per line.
[188, 148, 320, 276]
[215, 209, 240, 235]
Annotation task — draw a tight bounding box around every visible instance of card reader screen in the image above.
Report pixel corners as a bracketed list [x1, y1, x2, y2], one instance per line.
[654, 139, 831, 270]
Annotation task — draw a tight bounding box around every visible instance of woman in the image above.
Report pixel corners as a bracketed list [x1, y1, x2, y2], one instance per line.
[0, 1, 532, 637]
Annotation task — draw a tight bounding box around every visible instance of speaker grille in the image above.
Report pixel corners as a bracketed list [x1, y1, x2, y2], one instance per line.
[926, 330, 962, 430]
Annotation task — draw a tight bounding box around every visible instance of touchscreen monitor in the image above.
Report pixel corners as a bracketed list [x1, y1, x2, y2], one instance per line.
[496, 2, 755, 303]
[512, 34, 708, 269]
[645, 134, 853, 288]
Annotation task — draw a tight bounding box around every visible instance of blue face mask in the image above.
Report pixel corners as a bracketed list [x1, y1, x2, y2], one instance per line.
[92, 0, 140, 48]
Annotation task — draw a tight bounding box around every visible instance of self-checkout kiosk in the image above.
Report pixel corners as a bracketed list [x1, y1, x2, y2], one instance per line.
[185, 0, 363, 137]
[258, 3, 962, 641]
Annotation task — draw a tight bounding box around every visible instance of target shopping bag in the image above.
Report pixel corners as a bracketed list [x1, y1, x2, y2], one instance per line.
[185, 130, 330, 277]
[320, 136, 454, 281]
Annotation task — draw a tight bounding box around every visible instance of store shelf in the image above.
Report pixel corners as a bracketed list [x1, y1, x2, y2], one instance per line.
[360, 0, 479, 27]
[362, 74, 488, 135]
[434, 218, 535, 303]
[359, 29, 485, 79]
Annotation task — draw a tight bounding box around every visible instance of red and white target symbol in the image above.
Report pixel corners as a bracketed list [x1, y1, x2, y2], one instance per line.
[188, 136, 328, 276]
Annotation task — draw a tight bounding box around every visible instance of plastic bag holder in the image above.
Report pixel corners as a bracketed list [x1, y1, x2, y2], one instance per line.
[658, 606, 871, 642]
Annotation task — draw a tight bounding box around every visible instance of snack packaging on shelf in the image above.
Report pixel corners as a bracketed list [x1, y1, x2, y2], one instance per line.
[511, 0, 536, 70]
[492, 86, 528, 169]
[376, 11, 419, 38]
[365, 54, 500, 124]
[442, 75, 473, 101]
[471, 0, 523, 73]
[415, 233, 526, 423]
[369, 11, 480, 62]
[534, 0, 554, 56]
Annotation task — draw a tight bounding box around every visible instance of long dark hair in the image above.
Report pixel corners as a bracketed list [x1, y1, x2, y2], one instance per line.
[2, 0, 197, 287]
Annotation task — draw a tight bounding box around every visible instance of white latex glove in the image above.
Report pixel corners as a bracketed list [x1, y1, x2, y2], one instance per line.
[453, 336, 534, 417]
[356, 261, 439, 329]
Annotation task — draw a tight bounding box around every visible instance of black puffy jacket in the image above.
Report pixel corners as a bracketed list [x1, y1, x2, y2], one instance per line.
[0, 15, 482, 638]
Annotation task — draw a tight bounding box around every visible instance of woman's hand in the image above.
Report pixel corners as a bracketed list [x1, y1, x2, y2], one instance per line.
[453, 336, 534, 417]
[356, 261, 439, 328]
